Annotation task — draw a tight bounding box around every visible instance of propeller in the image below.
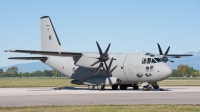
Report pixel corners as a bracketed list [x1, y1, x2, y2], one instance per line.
[157, 43, 174, 63]
[95, 41, 111, 74]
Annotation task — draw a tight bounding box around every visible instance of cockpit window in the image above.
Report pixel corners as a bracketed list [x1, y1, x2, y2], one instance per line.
[142, 58, 146, 64]
[160, 58, 164, 62]
[151, 59, 157, 63]
[145, 53, 151, 55]
[147, 58, 151, 64]
[154, 58, 162, 63]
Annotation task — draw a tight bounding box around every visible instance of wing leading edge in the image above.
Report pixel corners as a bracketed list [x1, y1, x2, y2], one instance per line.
[8, 57, 48, 60]
[5, 50, 83, 57]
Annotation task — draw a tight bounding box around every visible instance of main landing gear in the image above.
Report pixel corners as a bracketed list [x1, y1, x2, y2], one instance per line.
[112, 84, 118, 90]
[111, 84, 139, 90]
[88, 85, 105, 90]
[133, 84, 139, 90]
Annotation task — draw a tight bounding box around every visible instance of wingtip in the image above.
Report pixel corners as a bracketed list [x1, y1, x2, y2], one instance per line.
[5, 50, 15, 52]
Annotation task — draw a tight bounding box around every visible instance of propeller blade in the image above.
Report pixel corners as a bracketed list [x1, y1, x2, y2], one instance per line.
[90, 60, 100, 66]
[108, 57, 114, 70]
[110, 65, 118, 74]
[157, 43, 163, 55]
[164, 46, 170, 56]
[104, 62, 109, 74]
[95, 62, 103, 74]
[104, 43, 111, 55]
[96, 41, 103, 56]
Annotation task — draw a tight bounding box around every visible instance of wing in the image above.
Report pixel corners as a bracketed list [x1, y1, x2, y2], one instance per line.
[8, 57, 48, 60]
[5, 50, 83, 57]
[166, 54, 193, 58]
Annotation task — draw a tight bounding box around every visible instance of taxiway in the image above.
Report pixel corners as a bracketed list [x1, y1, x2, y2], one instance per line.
[0, 86, 200, 106]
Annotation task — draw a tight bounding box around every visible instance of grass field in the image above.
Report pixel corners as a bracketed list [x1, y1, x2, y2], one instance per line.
[0, 78, 200, 88]
[0, 105, 200, 112]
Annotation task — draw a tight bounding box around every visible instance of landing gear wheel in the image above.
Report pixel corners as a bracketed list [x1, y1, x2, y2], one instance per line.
[88, 85, 95, 90]
[120, 85, 127, 90]
[112, 85, 118, 90]
[97, 85, 105, 90]
[143, 85, 152, 91]
[133, 84, 139, 90]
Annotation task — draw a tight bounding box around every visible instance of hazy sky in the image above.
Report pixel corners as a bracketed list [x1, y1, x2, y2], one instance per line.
[0, 0, 200, 67]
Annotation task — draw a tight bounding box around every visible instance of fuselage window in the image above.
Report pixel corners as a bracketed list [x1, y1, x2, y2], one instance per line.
[150, 66, 154, 72]
[146, 66, 149, 72]
[142, 58, 146, 64]
[147, 58, 151, 64]
[154, 58, 162, 63]
[151, 59, 157, 63]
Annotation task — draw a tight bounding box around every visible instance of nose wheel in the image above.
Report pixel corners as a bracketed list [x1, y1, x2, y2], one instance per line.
[143, 85, 152, 91]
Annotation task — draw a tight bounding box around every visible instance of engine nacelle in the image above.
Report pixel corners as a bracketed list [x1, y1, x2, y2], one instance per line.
[74, 53, 100, 68]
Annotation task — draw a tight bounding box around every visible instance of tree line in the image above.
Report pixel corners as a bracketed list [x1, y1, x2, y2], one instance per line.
[0, 65, 199, 77]
[0, 67, 65, 77]
[171, 65, 199, 77]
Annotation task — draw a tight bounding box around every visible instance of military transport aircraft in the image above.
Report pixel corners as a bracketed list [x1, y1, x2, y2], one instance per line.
[5, 16, 193, 91]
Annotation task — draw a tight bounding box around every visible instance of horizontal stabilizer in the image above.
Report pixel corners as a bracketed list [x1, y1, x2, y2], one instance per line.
[8, 57, 48, 60]
[5, 50, 83, 57]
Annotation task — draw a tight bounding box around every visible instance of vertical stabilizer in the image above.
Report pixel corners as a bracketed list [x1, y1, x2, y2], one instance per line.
[41, 16, 64, 51]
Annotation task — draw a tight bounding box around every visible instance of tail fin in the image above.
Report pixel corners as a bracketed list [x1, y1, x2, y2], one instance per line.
[41, 16, 64, 51]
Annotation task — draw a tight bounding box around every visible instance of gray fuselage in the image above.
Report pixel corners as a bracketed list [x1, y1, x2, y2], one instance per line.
[45, 52, 172, 84]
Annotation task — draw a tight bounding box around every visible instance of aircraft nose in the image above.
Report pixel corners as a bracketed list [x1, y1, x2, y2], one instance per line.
[160, 64, 172, 80]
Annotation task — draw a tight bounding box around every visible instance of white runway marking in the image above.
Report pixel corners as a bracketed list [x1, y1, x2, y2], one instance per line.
[0, 86, 200, 106]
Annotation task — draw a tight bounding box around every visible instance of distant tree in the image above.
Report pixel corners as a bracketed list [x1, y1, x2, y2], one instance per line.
[192, 72, 199, 77]
[0, 69, 3, 74]
[171, 69, 181, 77]
[6, 66, 18, 74]
[178, 65, 189, 77]
[52, 69, 58, 77]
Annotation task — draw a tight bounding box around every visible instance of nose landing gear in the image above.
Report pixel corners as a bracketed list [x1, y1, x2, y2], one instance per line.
[143, 85, 152, 91]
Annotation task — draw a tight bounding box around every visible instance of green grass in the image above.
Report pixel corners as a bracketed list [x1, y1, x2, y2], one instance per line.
[0, 105, 200, 112]
[0, 78, 80, 88]
[0, 78, 200, 88]
[158, 79, 200, 86]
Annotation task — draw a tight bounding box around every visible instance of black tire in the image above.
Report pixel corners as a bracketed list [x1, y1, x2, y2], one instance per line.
[112, 85, 118, 90]
[133, 84, 139, 90]
[120, 85, 127, 90]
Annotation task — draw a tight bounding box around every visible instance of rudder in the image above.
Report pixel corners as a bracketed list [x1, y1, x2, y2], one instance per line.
[41, 16, 64, 51]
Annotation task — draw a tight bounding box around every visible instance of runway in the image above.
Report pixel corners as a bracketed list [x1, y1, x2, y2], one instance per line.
[0, 86, 200, 106]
